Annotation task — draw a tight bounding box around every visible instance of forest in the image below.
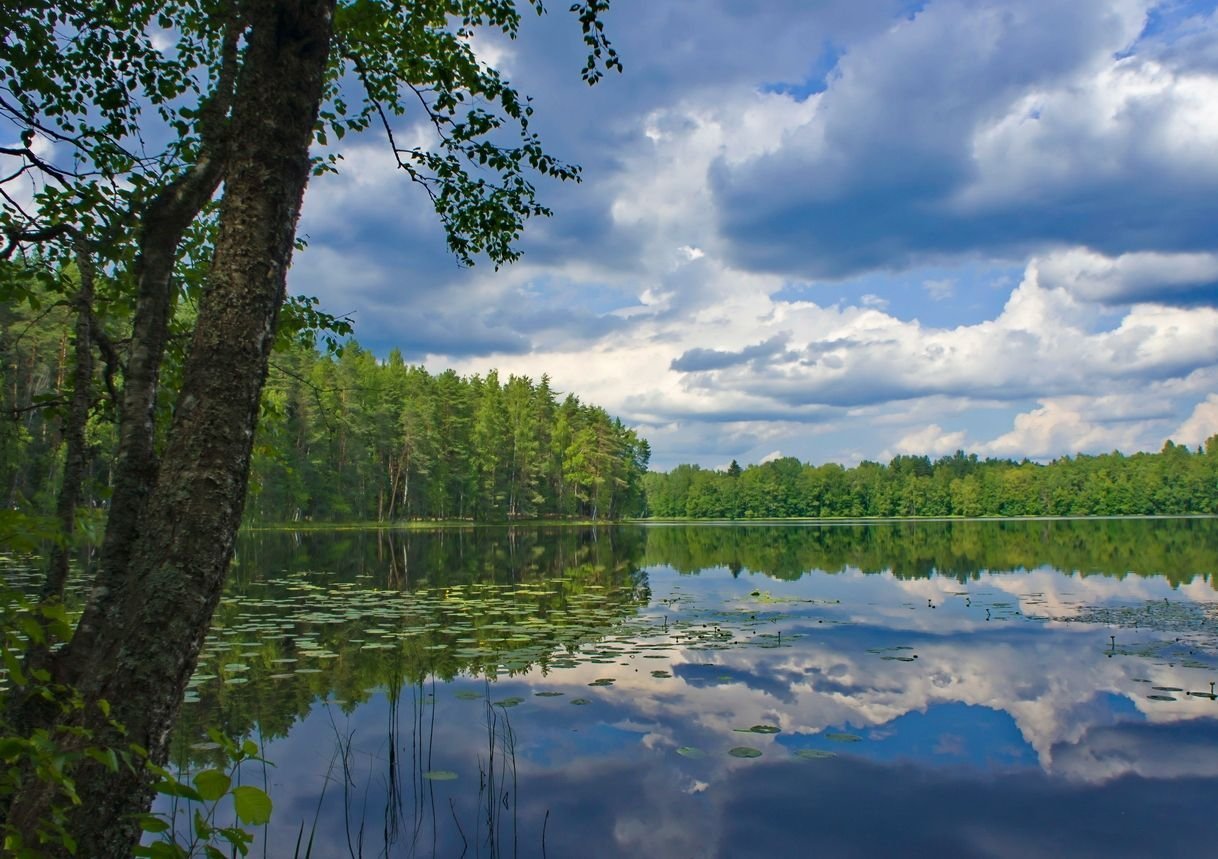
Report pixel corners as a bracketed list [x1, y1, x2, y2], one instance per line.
[644, 442, 1218, 519]
[249, 344, 651, 522]
[0, 285, 651, 526]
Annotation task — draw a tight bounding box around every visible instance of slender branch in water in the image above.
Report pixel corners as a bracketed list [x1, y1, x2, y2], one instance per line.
[295, 745, 341, 859]
[428, 675, 438, 858]
[450, 797, 469, 857]
[506, 709, 518, 859]
[383, 661, 404, 852]
[409, 678, 425, 850]
[325, 708, 360, 859]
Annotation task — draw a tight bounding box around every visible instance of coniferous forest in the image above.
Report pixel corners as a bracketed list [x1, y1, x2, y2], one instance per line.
[0, 287, 650, 525]
[247, 345, 651, 522]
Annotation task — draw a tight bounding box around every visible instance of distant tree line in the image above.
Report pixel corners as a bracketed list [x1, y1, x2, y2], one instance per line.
[644, 443, 1218, 519]
[245, 344, 650, 522]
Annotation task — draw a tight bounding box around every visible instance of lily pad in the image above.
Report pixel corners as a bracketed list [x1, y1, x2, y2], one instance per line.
[733, 724, 780, 735]
[676, 746, 705, 759]
[454, 690, 483, 700]
[570, 698, 591, 705]
[795, 749, 837, 760]
[824, 732, 862, 743]
[728, 746, 762, 758]
[422, 770, 458, 781]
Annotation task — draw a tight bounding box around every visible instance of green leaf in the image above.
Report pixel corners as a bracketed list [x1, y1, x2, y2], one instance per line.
[2, 646, 27, 686]
[84, 747, 119, 772]
[217, 825, 253, 852]
[231, 785, 273, 825]
[134, 841, 188, 859]
[193, 768, 231, 802]
[136, 813, 170, 834]
[0, 737, 27, 761]
[154, 779, 203, 802]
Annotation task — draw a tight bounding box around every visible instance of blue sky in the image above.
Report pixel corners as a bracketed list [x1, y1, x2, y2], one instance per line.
[290, 0, 1218, 471]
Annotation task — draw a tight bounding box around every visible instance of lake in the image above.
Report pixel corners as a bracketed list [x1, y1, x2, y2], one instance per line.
[164, 519, 1218, 857]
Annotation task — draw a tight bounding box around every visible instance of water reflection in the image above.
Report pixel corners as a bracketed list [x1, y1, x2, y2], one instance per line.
[164, 520, 1218, 856]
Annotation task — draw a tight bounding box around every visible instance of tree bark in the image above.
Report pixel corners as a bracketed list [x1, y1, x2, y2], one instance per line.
[65, 11, 241, 664]
[5, 2, 336, 855]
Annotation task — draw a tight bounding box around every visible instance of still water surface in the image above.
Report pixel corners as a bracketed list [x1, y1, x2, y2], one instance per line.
[170, 519, 1218, 857]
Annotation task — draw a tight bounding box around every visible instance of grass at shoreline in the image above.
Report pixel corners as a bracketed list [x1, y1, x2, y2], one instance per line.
[244, 518, 619, 532]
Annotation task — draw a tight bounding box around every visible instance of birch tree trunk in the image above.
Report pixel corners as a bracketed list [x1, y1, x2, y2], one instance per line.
[5, 2, 336, 855]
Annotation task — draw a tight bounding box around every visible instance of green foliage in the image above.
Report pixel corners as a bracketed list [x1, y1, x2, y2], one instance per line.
[645, 442, 1218, 520]
[0, 589, 108, 856]
[1, 579, 271, 858]
[247, 340, 649, 523]
[1, 0, 230, 276]
[0, 263, 648, 528]
[0, 264, 121, 538]
[135, 729, 273, 858]
[317, 0, 620, 266]
[4, 0, 622, 851]
[0, 512, 64, 555]
[8, 0, 624, 269]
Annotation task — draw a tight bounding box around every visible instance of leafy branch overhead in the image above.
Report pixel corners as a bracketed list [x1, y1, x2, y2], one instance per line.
[329, 0, 620, 266]
[3, 1, 620, 277]
[0, 1, 233, 271]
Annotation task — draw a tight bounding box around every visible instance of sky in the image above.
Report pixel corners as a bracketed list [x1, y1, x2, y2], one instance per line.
[289, 0, 1218, 471]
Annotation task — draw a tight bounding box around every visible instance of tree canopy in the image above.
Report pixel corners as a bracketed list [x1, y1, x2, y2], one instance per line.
[644, 442, 1218, 519]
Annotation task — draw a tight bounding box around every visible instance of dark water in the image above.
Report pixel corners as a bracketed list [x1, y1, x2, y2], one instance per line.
[165, 519, 1218, 857]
